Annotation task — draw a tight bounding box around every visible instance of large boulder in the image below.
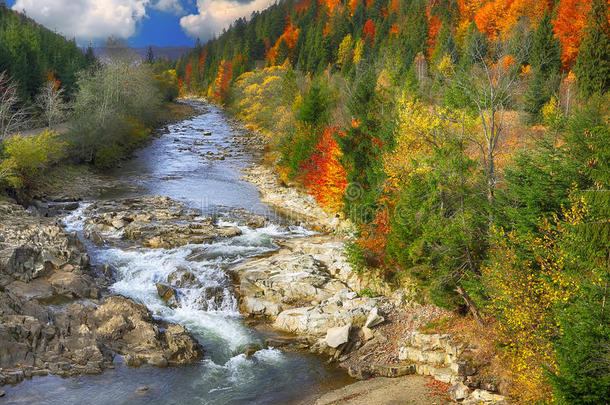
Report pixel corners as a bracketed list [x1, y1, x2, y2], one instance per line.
[325, 324, 351, 348]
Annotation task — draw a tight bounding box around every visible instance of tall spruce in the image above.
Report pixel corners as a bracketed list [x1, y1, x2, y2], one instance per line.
[574, 0, 610, 95]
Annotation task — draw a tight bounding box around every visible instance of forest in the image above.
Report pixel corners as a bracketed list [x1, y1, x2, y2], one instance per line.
[174, 0, 609, 403]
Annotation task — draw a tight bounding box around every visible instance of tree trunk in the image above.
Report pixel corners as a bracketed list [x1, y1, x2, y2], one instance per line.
[456, 285, 485, 327]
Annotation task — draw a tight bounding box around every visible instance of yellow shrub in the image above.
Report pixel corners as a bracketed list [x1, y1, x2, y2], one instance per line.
[0, 131, 66, 189]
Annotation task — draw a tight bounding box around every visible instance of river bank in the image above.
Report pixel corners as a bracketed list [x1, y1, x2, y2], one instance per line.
[230, 107, 511, 405]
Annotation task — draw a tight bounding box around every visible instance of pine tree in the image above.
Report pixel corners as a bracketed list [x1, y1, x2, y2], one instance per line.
[146, 46, 154, 64]
[574, 0, 610, 95]
[525, 11, 561, 118]
[530, 11, 561, 75]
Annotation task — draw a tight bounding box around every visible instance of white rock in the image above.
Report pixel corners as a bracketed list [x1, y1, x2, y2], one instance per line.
[325, 324, 351, 348]
[364, 307, 384, 328]
[470, 389, 507, 403]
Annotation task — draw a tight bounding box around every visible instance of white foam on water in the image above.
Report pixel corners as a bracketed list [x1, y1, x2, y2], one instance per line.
[61, 201, 304, 372]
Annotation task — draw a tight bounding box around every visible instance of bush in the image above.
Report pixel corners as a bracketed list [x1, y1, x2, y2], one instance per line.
[0, 130, 66, 189]
[67, 56, 162, 164]
[93, 142, 123, 169]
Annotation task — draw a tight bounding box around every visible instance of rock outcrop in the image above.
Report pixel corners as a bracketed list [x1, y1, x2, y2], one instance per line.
[0, 201, 96, 300]
[0, 291, 202, 384]
[0, 200, 203, 386]
[230, 238, 379, 337]
[398, 332, 508, 404]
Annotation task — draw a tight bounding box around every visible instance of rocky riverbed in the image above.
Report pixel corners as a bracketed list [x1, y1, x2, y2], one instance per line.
[0, 199, 203, 385]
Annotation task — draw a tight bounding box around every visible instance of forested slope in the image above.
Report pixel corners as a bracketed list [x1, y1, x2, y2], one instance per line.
[0, 4, 95, 101]
[175, 0, 609, 403]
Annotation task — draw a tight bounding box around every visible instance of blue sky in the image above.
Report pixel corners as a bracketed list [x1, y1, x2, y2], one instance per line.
[6, 0, 274, 47]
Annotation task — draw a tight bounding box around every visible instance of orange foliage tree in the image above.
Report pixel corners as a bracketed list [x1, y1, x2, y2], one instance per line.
[427, 15, 442, 58]
[268, 23, 300, 65]
[474, 0, 552, 40]
[553, 0, 592, 69]
[390, 0, 399, 13]
[356, 198, 392, 267]
[322, 0, 341, 12]
[389, 23, 400, 37]
[302, 126, 348, 212]
[213, 60, 233, 104]
[349, 0, 359, 15]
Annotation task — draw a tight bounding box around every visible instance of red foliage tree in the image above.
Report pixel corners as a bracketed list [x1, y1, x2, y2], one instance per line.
[363, 19, 376, 45]
[302, 127, 348, 212]
[184, 61, 193, 91]
[213, 60, 233, 104]
[198, 51, 206, 75]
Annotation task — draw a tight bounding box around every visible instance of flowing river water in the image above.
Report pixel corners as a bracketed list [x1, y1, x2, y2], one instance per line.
[4, 102, 350, 404]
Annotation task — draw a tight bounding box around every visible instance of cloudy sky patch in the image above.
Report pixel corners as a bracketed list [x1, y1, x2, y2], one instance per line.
[9, 0, 272, 44]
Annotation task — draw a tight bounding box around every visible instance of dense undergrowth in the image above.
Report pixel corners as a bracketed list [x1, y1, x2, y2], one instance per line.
[174, 0, 609, 403]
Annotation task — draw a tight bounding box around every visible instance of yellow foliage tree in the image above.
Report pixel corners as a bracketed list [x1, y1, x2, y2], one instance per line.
[484, 200, 586, 403]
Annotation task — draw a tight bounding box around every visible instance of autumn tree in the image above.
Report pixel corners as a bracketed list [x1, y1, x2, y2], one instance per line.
[553, 0, 592, 69]
[213, 60, 233, 104]
[302, 126, 348, 212]
[448, 40, 527, 226]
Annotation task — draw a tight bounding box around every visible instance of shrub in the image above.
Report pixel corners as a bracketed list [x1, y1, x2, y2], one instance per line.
[0, 130, 66, 189]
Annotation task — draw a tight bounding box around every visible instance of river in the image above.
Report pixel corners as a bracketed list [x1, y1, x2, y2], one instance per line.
[3, 102, 350, 404]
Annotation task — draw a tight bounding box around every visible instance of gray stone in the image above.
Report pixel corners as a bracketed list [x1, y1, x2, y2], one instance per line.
[148, 355, 168, 368]
[449, 382, 471, 401]
[364, 307, 384, 328]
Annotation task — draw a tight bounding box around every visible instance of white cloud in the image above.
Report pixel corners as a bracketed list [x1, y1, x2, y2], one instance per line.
[12, 0, 149, 41]
[180, 0, 274, 40]
[152, 0, 185, 15]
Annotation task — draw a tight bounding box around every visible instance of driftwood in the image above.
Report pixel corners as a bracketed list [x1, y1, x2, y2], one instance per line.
[456, 285, 485, 327]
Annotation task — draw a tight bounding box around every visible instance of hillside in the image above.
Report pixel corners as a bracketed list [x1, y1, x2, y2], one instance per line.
[0, 4, 94, 101]
[174, 0, 610, 404]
